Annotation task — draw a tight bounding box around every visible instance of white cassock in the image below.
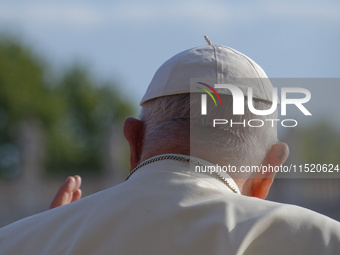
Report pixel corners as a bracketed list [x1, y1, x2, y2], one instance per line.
[0, 154, 339, 255]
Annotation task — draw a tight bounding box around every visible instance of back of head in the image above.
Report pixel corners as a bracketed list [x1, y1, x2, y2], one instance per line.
[140, 41, 278, 176]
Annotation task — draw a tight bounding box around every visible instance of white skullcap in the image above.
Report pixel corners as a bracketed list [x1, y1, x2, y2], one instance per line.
[141, 41, 275, 105]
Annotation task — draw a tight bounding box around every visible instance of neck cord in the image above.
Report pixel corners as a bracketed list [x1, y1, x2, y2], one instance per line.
[126, 154, 239, 194]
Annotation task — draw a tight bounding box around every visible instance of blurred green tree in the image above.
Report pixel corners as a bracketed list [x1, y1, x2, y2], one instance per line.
[47, 66, 133, 174]
[0, 39, 54, 178]
[0, 38, 134, 178]
[0, 39, 53, 129]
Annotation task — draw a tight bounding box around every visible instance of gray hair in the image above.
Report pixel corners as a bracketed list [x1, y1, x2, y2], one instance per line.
[140, 93, 278, 170]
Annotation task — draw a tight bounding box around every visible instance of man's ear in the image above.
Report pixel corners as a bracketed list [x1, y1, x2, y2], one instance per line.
[251, 142, 289, 199]
[123, 117, 144, 172]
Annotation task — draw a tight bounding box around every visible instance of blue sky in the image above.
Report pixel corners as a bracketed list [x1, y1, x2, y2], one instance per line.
[0, 0, 339, 108]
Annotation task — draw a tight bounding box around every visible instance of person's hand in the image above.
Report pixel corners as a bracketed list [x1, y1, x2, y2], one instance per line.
[49, 175, 82, 209]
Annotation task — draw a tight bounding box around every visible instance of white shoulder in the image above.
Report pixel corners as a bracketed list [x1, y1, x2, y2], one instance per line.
[234, 196, 340, 255]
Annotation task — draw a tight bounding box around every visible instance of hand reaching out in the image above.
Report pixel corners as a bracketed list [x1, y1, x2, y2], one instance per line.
[49, 175, 82, 209]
